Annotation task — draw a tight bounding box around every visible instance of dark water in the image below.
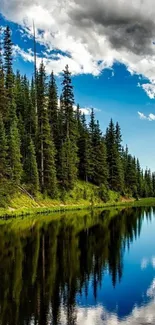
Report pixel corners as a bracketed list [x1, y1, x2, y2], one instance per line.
[0, 207, 155, 324]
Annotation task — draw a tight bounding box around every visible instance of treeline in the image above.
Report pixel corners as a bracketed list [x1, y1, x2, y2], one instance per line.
[0, 25, 154, 202]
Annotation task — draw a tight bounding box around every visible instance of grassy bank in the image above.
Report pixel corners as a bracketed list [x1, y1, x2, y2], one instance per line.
[0, 181, 155, 218]
[0, 181, 118, 217]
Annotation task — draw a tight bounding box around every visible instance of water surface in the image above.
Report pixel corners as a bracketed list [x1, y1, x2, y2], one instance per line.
[0, 207, 155, 324]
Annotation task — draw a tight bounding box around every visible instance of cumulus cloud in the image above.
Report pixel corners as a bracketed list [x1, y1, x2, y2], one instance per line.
[58, 277, 155, 324]
[2, 0, 155, 95]
[138, 83, 155, 99]
[60, 300, 155, 325]
[138, 111, 155, 121]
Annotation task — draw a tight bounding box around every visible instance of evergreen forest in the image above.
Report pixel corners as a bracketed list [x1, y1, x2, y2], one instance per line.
[0, 26, 154, 206]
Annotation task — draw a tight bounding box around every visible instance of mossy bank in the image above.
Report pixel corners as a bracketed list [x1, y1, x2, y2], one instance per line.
[0, 181, 155, 219]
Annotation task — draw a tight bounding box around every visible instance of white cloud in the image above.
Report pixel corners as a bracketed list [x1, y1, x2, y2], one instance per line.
[2, 0, 155, 98]
[138, 111, 155, 121]
[57, 99, 98, 115]
[147, 278, 155, 298]
[149, 113, 155, 120]
[80, 108, 91, 115]
[141, 257, 155, 268]
[139, 83, 155, 99]
[60, 300, 155, 325]
[138, 111, 147, 120]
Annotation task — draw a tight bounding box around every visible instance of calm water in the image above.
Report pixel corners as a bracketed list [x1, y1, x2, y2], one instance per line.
[0, 207, 155, 324]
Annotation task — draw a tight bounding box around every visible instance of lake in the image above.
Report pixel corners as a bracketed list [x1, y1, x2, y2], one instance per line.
[0, 206, 155, 324]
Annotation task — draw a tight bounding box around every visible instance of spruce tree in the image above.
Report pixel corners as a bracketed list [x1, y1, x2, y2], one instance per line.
[93, 121, 108, 186]
[88, 108, 96, 181]
[48, 71, 58, 146]
[105, 119, 123, 192]
[0, 26, 2, 68]
[57, 95, 65, 179]
[78, 113, 91, 182]
[0, 27, 7, 119]
[144, 168, 153, 197]
[59, 137, 78, 190]
[0, 113, 10, 205]
[61, 64, 76, 140]
[125, 155, 138, 196]
[3, 26, 14, 122]
[0, 63, 6, 119]
[43, 114, 57, 198]
[23, 136, 39, 194]
[37, 61, 57, 197]
[4, 26, 13, 96]
[136, 159, 142, 197]
[8, 114, 22, 184]
[115, 122, 122, 153]
[59, 65, 78, 189]
[0, 114, 8, 178]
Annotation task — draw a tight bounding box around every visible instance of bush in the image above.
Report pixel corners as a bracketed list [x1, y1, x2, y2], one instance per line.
[83, 188, 87, 200]
[98, 185, 110, 203]
[0, 179, 14, 208]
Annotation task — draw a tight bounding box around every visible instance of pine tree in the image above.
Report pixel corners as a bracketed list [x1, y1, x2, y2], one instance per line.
[3, 28, 22, 185]
[43, 115, 57, 198]
[78, 113, 91, 182]
[125, 155, 138, 196]
[8, 115, 22, 184]
[0, 112, 11, 206]
[93, 122, 108, 186]
[144, 168, 153, 197]
[105, 119, 123, 192]
[59, 137, 78, 190]
[59, 65, 78, 188]
[115, 122, 122, 153]
[23, 76, 37, 141]
[61, 64, 76, 140]
[0, 114, 8, 178]
[0, 26, 7, 119]
[29, 77, 37, 141]
[57, 95, 65, 179]
[37, 61, 57, 197]
[4, 26, 13, 95]
[48, 71, 58, 146]
[37, 61, 46, 189]
[89, 108, 95, 137]
[136, 158, 142, 197]
[0, 27, 7, 119]
[0, 62, 7, 119]
[4, 26, 17, 134]
[0, 26, 3, 69]
[23, 136, 39, 194]
[88, 108, 96, 181]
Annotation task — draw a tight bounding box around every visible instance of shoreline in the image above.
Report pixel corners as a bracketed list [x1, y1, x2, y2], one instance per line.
[0, 197, 155, 219]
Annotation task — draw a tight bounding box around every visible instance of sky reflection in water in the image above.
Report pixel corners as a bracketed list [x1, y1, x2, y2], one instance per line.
[0, 207, 155, 325]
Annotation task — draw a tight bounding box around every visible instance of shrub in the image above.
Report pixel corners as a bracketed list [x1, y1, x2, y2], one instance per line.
[98, 185, 110, 203]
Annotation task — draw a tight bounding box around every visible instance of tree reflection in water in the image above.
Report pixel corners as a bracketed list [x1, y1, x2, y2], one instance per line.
[0, 206, 152, 325]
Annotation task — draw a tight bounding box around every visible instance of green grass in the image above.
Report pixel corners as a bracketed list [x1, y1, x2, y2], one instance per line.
[0, 180, 155, 219]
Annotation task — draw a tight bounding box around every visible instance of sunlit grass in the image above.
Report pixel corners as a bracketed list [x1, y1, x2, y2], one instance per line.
[0, 180, 155, 219]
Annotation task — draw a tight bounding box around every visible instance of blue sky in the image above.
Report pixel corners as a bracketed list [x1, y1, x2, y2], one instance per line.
[1, 0, 155, 170]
